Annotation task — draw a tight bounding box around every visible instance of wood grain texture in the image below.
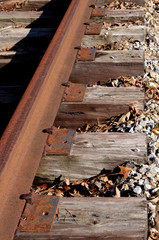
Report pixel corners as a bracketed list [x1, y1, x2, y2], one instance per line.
[69, 50, 144, 84]
[96, 0, 145, 6]
[0, 50, 46, 69]
[14, 197, 147, 240]
[0, 0, 68, 11]
[82, 26, 145, 47]
[90, 9, 144, 24]
[0, 11, 60, 28]
[0, 28, 55, 49]
[35, 132, 147, 183]
[55, 87, 145, 127]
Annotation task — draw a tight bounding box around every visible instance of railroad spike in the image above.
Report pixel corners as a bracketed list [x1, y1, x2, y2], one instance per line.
[42, 127, 54, 134]
[61, 82, 71, 87]
[89, 4, 95, 8]
[84, 22, 90, 25]
[20, 193, 33, 205]
[74, 46, 81, 50]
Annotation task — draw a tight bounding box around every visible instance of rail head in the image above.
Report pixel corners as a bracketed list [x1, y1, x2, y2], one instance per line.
[0, 0, 95, 239]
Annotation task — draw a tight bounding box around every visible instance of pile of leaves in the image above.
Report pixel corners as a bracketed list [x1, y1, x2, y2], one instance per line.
[149, 230, 159, 240]
[77, 104, 143, 133]
[153, 0, 159, 12]
[102, 20, 143, 29]
[103, 0, 140, 9]
[97, 75, 159, 103]
[96, 39, 142, 51]
[33, 165, 132, 198]
[0, 0, 25, 12]
[105, 75, 147, 87]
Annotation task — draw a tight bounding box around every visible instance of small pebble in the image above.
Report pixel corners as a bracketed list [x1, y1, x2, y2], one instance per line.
[133, 186, 142, 195]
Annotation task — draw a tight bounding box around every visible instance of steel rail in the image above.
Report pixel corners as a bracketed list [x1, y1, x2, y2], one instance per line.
[0, 0, 95, 239]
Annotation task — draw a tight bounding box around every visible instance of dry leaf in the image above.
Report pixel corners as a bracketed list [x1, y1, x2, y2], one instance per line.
[55, 189, 64, 197]
[118, 111, 131, 124]
[156, 142, 159, 148]
[114, 187, 120, 197]
[150, 197, 159, 203]
[152, 128, 159, 136]
[36, 184, 48, 192]
[70, 190, 82, 197]
[65, 178, 70, 186]
[72, 180, 83, 185]
[148, 230, 159, 240]
[100, 176, 108, 182]
[118, 166, 131, 180]
[81, 182, 89, 189]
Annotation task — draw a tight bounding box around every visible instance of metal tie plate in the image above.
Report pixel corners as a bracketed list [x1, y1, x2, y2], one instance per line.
[63, 82, 86, 102]
[19, 193, 60, 232]
[85, 24, 103, 35]
[77, 47, 96, 61]
[44, 128, 75, 155]
[91, 7, 106, 17]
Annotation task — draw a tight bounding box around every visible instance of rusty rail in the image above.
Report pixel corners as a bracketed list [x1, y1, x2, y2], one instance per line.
[0, 0, 95, 239]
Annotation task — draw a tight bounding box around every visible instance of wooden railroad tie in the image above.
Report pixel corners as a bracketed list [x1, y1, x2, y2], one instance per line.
[55, 86, 145, 128]
[15, 197, 147, 240]
[36, 130, 147, 183]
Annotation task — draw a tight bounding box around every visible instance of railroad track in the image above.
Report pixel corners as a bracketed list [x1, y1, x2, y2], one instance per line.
[0, 0, 158, 239]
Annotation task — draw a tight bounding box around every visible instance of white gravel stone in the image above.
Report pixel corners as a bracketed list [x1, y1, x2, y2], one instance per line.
[148, 202, 156, 212]
[144, 183, 152, 190]
[133, 186, 142, 195]
[134, 173, 142, 180]
[138, 179, 144, 185]
[139, 166, 148, 174]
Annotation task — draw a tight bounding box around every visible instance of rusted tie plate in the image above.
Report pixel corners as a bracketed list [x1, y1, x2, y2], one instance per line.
[77, 47, 96, 61]
[63, 82, 86, 102]
[44, 127, 75, 155]
[85, 24, 103, 35]
[91, 6, 106, 17]
[19, 193, 60, 232]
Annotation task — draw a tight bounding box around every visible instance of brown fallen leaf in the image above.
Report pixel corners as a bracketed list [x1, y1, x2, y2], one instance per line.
[72, 180, 83, 185]
[118, 166, 131, 180]
[63, 182, 71, 192]
[150, 197, 159, 204]
[65, 178, 70, 186]
[118, 111, 131, 124]
[114, 187, 120, 197]
[152, 127, 159, 136]
[55, 189, 64, 197]
[100, 176, 108, 182]
[81, 182, 89, 190]
[70, 190, 82, 197]
[156, 142, 159, 148]
[36, 184, 48, 192]
[148, 230, 159, 240]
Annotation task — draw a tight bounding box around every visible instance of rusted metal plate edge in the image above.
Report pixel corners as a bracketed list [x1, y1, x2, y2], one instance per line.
[63, 83, 87, 102]
[18, 194, 60, 232]
[44, 128, 75, 155]
[0, 0, 95, 239]
[85, 24, 103, 35]
[77, 47, 96, 61]
[91, 7, 106, 17]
